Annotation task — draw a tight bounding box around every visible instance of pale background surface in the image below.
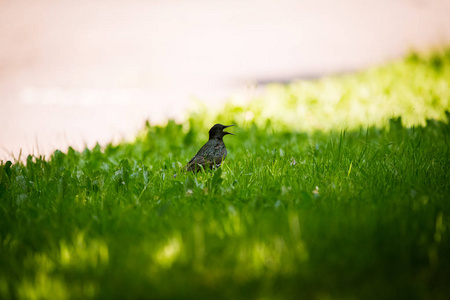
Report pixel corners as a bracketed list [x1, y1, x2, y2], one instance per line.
[1, 0, 450, 160]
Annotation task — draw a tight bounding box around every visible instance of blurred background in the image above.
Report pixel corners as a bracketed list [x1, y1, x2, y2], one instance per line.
[1, 0, 450, 161]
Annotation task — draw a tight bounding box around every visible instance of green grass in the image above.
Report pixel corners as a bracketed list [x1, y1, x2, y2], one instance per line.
[1, 49, 450, 299]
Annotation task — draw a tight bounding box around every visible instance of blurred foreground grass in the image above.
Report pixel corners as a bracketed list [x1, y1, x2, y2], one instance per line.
[1, 49, 450, 299]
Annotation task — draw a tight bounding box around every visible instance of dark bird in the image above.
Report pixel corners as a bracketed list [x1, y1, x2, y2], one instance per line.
[185, 124, 234, 172]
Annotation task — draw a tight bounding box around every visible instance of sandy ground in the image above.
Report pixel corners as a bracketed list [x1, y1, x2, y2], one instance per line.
[1, 0, 450, 161]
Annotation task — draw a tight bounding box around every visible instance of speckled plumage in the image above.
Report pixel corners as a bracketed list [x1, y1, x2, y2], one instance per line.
[185, 124, 234, 172]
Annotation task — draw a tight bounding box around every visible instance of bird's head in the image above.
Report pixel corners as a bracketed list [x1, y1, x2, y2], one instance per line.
[209, 124, 235, 140]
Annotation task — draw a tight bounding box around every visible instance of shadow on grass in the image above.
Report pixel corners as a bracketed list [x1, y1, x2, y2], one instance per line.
[1, 114, 450, 299]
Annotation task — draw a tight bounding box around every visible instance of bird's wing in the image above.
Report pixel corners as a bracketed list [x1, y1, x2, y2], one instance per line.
[185, 155, 205, 172]
[185, 153, 219, 171]
[185, 141, 218, 171]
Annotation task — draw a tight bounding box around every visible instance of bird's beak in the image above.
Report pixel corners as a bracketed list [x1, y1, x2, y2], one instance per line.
[223, 125, 235, 135]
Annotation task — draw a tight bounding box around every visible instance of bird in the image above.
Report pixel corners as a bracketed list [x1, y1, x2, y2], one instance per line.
[185, 124, 234, 172]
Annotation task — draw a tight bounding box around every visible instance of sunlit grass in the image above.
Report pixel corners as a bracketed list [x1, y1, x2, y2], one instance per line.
[1, 49, 450, 299]
[188, 48, 450, 132]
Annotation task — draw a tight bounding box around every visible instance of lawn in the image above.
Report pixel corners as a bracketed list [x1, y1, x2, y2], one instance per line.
[1, 50, 450, 299]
